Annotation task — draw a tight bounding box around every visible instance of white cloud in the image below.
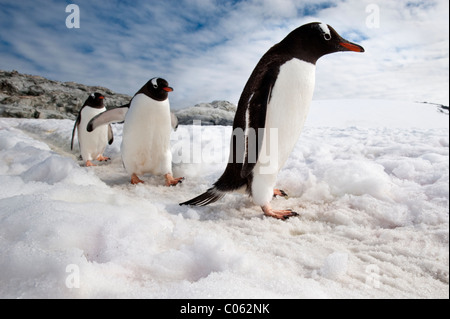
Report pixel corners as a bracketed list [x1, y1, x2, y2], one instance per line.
[0, 0, 448, 108]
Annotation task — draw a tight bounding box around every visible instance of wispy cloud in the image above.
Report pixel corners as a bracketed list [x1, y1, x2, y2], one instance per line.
[0, 0, 448, 108]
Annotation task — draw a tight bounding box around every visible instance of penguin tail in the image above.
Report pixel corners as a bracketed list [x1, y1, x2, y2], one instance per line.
[180, 187, 225, 207]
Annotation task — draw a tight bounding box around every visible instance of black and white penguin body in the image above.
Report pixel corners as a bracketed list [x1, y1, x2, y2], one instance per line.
[71, 93, 113, 167]
[87, 78, 183, 186]
[181, 22, 364, 219]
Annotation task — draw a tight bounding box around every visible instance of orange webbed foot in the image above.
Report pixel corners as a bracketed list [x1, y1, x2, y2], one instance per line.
[131, 173, 144, 185]
[165, 174, 185, 187]
[262, 204, 299, 220]
[96, 155, 110, 162]
[273, 188, 288, 199]
[86, 160, 96, 167]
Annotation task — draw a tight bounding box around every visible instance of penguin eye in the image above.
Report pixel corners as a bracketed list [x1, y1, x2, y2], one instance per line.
[323, 33, 332, 41]
[151, 78, 159, 89]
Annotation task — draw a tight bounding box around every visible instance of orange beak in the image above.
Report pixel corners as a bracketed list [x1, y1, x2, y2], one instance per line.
[163, 87, 174, 92]
[339, 41, 365, 52]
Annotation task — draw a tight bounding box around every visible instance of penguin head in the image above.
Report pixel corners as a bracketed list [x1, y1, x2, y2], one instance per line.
[283, 22, 364, 64]
[84, 92, 105, 108]
[143, 77, 173, 101]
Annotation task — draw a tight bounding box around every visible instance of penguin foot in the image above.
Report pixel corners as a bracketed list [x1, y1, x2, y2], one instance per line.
[131, 173, 144, 185]
[96, 155, 110, 162]
[262, 204, 299, 220]
[273, 189, 288, 199]
[86, 160, 96, 167]
[165, 174, 184, 187]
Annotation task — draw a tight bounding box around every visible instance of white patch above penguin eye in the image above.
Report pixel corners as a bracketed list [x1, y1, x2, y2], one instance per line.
[90, 93, 95, 98]
[151, 78, 159, 89]
[318, 23, 332, 41]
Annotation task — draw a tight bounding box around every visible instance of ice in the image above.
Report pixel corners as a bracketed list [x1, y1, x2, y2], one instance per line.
[0, 100, 448, 298]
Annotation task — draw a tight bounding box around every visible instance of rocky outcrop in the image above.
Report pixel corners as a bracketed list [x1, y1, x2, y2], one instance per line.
[0, 70, 131, 120]
[0, 70, 238, 124]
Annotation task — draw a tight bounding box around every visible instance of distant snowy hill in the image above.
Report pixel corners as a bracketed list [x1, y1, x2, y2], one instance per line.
[0, 99, 448, 299]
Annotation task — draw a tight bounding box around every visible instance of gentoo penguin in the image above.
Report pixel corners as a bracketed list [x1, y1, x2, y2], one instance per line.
[87, 77, 184, 186]
[180, 22, 364, 220]
[71, 92, 113, 167]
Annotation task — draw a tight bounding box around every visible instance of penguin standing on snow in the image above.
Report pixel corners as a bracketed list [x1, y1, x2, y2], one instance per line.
[87, 78, 183, 186]
[71, 92, 113, 167]
[180, 22, 364, 220]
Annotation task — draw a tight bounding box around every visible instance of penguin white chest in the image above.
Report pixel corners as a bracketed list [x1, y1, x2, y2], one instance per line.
[121, 94, 173, 176]
[262, 58, 316, 172]
[251, 58, 315, 206]
[78, 106, 108, 161]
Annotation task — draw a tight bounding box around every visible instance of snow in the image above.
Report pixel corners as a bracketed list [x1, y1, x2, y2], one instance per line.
[0, 99, 448, 299]
[319, 252, 348, 280]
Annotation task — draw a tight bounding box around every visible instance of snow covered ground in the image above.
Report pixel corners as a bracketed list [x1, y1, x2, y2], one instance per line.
[0, 99, 448, 299]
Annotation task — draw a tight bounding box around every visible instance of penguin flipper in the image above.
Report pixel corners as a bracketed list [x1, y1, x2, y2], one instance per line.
[71, 113, 81, 150]
[87, 104, 129, 132]
[240, 68, 277, 179]
[180, 187, 225, 206]
[107, 124, 114, 145]
[171, 112, 179, 131]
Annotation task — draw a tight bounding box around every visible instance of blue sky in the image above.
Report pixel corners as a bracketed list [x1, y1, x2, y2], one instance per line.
[0, 0, 448, 108]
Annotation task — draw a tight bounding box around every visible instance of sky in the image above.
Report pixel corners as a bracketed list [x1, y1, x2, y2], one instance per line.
[0, 0, 448, 109]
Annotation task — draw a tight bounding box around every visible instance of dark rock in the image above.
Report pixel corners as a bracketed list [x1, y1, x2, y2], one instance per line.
[26, 85, 45, 96]
[0, 69, 238, 125]
[0, 69, 131, 120]
[0, 80, 19, 95]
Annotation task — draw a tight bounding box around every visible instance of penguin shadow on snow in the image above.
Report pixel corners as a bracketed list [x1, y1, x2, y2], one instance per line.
[177, 175, 303, 221]
[176, 194, 304, 221]
[93, 164, 131, 186]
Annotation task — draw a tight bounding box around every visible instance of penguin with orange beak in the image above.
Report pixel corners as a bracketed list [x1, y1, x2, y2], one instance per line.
[181, 22, 364, 219]
[71, 92, 113, 167]
[87, 78, 183, 186]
